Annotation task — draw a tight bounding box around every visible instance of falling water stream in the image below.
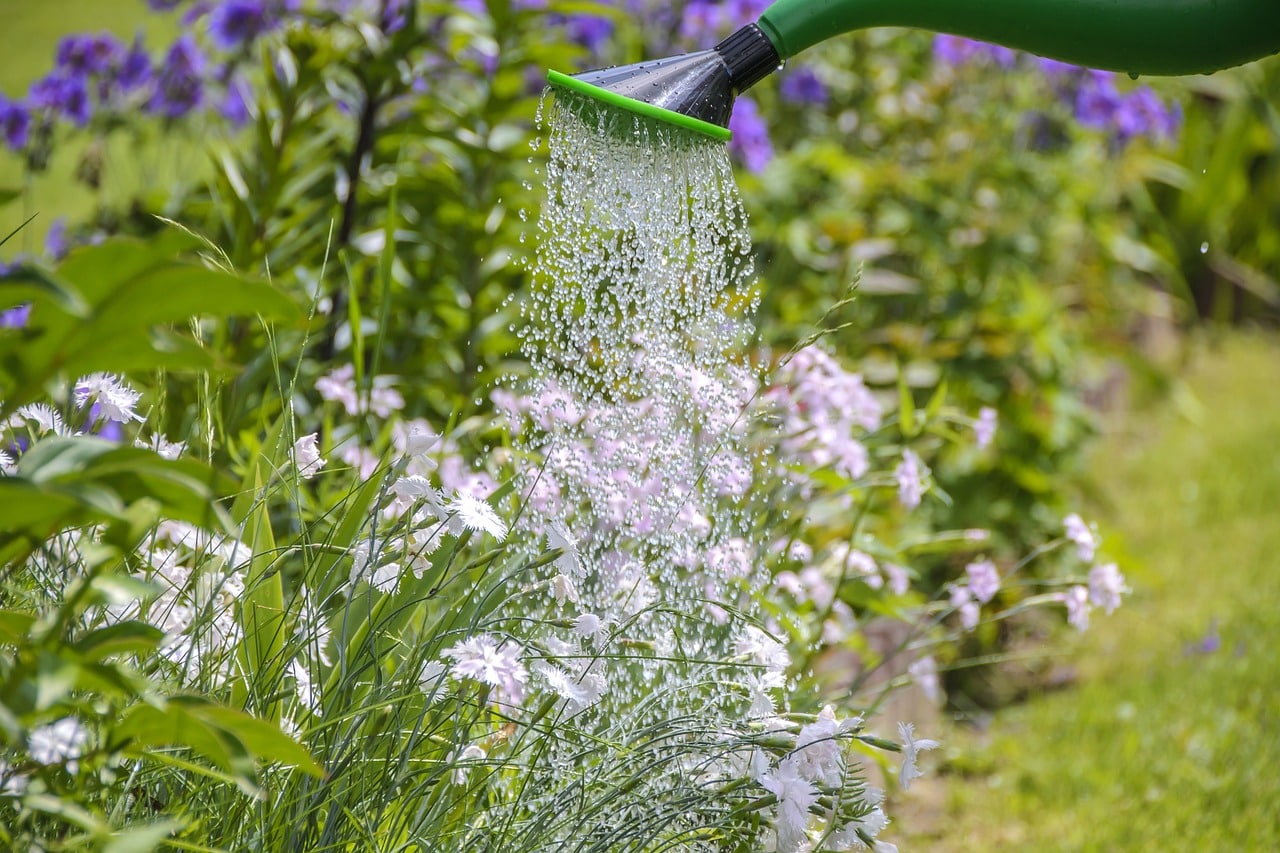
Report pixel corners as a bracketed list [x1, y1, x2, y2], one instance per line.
[518, 90, 768, 626]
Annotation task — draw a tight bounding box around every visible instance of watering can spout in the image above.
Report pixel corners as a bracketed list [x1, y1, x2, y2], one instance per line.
[548, 0, 1280, 142]
[546, 25, 779, 143]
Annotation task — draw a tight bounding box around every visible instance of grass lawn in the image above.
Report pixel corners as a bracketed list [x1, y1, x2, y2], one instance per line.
[901, 331, 1280, 850]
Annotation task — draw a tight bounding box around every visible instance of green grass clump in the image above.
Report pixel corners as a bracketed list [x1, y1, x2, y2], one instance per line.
[910, 331, 1280, 851]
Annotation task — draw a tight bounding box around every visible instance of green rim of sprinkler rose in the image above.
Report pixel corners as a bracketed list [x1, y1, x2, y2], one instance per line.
[546, 69, 733, 143]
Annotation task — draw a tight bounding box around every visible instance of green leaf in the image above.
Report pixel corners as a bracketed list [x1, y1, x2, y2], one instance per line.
[101, 819, 185, 853]
[0, 235, 300, 412]
[73, 621, 165, 662]
[897, 365, 918, 438]
[4, 436, 232, 539]
[0, 610, 35, 643]
[117, 696, 322, 786]
[185, 702, 322, 778]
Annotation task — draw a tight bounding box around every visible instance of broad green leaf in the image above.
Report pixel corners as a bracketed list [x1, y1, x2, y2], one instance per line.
[184, 701, 322, 777]
[116, 701, 254, 789]
[0, 235, 300, 412]
[73, 621, 165, 662]
[34, 651, 78, 711]
[0, 610, 35, 643]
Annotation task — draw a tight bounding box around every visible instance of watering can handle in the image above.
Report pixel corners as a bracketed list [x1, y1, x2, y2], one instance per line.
[757, 0, 1280, 75]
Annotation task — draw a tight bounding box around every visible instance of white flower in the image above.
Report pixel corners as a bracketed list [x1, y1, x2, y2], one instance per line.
[791, 705, 856, 788]
[550, 573, 579, 606]
[830, 803, 891, 850]
[28, 717, 89, 774]
[897, 722, 939, 790]
[949, 585, 980, 631]
[895, 449, 926, 509]
[1062, 584, 1091, 632]
[316, 364, 360, 414]
[418, 660, 447, 694]
[13, 402, 69, 436]
[339, 443, 380, 479]
[1088, 563, 1128, 615]
[1064, 513, 1096, 562]
[445, 634, 528, 705]
[388, 475, 446, 520]
[546, 522, 581, 578]
[295, 586, 332, 667]
[292, 433, 325, 479]
[882, 562, 910, 596]
[974, 406, 998, 449]
[722, 746, 770, 783]
[446, 492, 508, 540]
[0, 449, 14, 475]
[0, 760, 28, 797]
[136, 433, 186, 460]
[965, 559, 1000, 604]
[399, 421, 439, 456]
[287, 658, 322, 716]
[74, 373, 143, 423]
[908, 656, 942, 704]
[760, 757, 819, 853]
[451, 743, 487, 785]
[349, 538, 401, 592]
[533, 661, 602, 713]
[735, 625, 791, 674]
[744, 670, 785, 719]
[573, 613, 607, 645]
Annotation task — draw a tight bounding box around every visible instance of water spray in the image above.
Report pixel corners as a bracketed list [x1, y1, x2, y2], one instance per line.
[547, 0, 1280, 142]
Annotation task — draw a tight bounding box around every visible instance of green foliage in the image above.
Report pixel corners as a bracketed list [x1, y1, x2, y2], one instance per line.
[0, 231, 299, 414]
[1140, 61, 1280, 322]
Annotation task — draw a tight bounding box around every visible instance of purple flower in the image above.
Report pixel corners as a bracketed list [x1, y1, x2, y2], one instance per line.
[380, 0, 409, 33]
[1116, 86, 1180, 142]
[55, 34, 124, 77]
[563, 14, 613, 53]
[728, 95, 772, 173]
[679, 1, 726, 47]
[0, 96, 30, 150]
[147, 0, 188, 9]
[933, 34, 1016, 68]
[1074, 70, 1122, 131]
[0, 304, 32, 329]
[779, 67, 827, 106]
[45, 218, 69, 261]
[147, 35, 206, 118]
[118, 34, 153, 93]
[1036, 56, 1079, 77]
[209, 0, 274, 51]
[219, 74, 252, 126]
[28, 73, 93, 126]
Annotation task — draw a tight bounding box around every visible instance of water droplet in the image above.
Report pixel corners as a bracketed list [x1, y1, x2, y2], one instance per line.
[1200, 242, 1209, 254]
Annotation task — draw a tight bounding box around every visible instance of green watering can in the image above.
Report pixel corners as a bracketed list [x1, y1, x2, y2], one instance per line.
[547, 0, 1280, 141]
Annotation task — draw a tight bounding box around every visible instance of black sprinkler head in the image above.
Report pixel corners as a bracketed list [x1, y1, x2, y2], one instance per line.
[546, 23, 781, 142]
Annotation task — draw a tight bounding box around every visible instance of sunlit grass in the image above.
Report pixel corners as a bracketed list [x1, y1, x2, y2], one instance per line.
[905, 330, 1280, 850]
